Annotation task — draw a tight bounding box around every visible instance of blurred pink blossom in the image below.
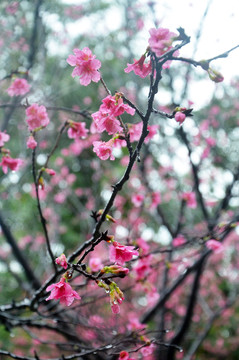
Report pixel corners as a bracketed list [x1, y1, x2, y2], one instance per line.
[7, 78, 30, 97]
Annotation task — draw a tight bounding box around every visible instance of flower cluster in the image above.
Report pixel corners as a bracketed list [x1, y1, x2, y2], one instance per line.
[148, 27, 177, 57]
[97, 279, 125, 314]
[55, 254, 68, 269]
[92, 93, 135, 160]
[0, 156, 23, 174]
[109, 281, 125, 314]
[25, 103, 50, 131]
[92, 94, 135, 135]
[6, 78, 30, 97]
[67, 47, 101, 86]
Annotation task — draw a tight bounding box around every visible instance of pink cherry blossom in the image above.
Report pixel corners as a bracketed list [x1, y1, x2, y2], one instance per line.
[55, 254, 68, 269]
[150, 191, 161, 209]
[175, 111, 186, 124]
[67, 121, 89, 139]
[109, 241, 139, 265]
[0, 156, 23, 174]
[101, 95, 135, 117]
[89, 257, 103, 272]
[92, 94, 135, 136]
[7, 78, 30, 97]
[93, 139, 115, 161]
[6, 1, 19, 14]
[67, 47, 101, 86]
[119, 351, 129, 360]
[46, 277, 81, 306]
[206, 239, 224, 253]
[124, 54, 152, 78]
[0, 131, 10, 147]
[182, 191, 197, 208]
[172, 235, 186, 247]
[133, 257, 151, 280]
[25, 103, 50, 131]
[132, 193, 144, 207]
[205, 137, 216, 147]
[145, 124, 158, 143]
[27, 135, 37, 149]
[92, 112, 123, 135]
[148, 27, 176, 57]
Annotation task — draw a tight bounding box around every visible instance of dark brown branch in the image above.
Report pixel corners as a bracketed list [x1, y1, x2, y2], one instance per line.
[178, 127, 211, 227]
[0, 211, 41, 290]
[32, 149, 57, 272]
[166, 256, 206, 360]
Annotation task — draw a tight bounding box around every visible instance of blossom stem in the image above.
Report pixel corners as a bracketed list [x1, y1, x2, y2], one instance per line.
[32, 148, 57, 272]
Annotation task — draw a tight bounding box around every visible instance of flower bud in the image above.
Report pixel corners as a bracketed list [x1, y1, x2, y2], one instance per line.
[207, 68, 224, 83]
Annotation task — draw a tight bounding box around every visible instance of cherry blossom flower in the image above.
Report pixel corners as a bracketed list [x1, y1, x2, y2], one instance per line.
[92, 94, 135, 135]
[124, 54, 152, 78]
[205, 137, 216, 147]
[101, 94, 135, 117]
[127, 314, 147, 332]
[172, 235, 186, 247]
[119, 351, 130, 360]
[46, 277, 81, 306]
[148, 27, 176, 57]
[133, 257, 151, 280]
[206, 239, 224, 253]
[25, 103, 50, 131]
[93, 139, 115, 160]
[27, 135, 37, 149]
[132, 193, 144, 207]
[109, 241, 139, 265]
[182, 191, 197, 208]
[67, 47, 101, 86]
[175, 111, 186, 124]
[92, 112, 123, 135]
[6, 1, 19, 14]
[7, 78, 30, 97]
[89, 257, 103, 272]
[150, 191, 161, 209]
[144, 124, 158, 143]
[55, 254, 68, 269]
[128, 122, 143, 142]
[0, 156, 23, 174]
[0, 131, 10, 147]
[67, 121, 89, 139]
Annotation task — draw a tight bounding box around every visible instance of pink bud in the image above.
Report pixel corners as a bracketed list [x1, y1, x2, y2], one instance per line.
[175, 111, 186, 124]
[27, 135, 37, 149]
